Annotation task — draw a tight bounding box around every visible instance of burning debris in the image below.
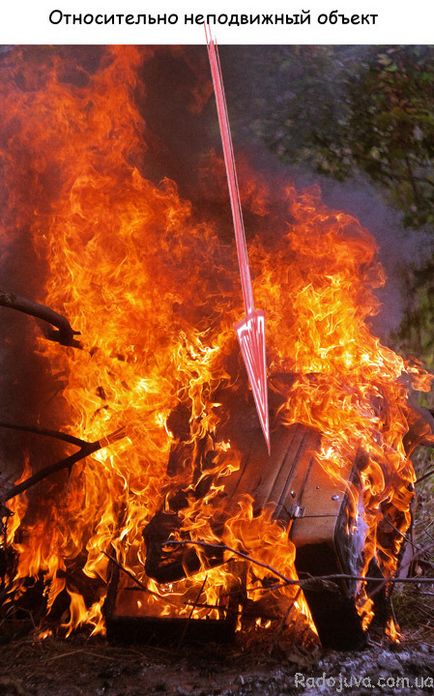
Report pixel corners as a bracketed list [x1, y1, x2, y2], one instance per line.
[0, 45, 432, 651]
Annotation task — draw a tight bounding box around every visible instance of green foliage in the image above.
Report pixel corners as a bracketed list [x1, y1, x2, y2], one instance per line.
[253, 46, 434, 229]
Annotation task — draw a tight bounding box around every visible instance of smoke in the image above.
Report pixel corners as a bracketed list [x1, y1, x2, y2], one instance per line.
[313, 175, 433, 339]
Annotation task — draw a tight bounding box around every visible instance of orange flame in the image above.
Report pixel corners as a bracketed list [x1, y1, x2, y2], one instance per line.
[6, 456, 32, 547]
[0, 46, 430, 638]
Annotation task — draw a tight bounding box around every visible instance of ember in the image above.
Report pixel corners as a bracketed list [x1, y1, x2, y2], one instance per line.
[0, 45, 432, 650]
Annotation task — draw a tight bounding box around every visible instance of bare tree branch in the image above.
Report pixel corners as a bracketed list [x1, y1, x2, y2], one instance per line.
[2, 427, 126, 502]
[0, 289, 81, 348]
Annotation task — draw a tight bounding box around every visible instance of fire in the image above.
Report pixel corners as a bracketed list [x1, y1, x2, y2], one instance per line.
[0, 46, 430, 640]
[5, 456, 31, 547]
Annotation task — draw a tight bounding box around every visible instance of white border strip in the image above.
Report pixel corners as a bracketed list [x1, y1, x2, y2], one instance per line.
[0, 0, 433, 44]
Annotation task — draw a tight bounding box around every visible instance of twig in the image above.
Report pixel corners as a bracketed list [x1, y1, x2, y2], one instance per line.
[415, 469, 434, 486]
[102, 550, 156, 597]
[3, 427, 126, 502]
[177, 574, 207, 648]
[0, 289, 81, 348]
[165, 540, 291, 585]
[422, 528, 434, 544]
[384, 518, 421, 552]
[164, 539, 434, 588]
[45, 649, 113, 662]
[44, 649, 87, 662]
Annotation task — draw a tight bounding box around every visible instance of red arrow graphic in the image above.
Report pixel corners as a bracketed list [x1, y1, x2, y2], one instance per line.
[205, 26, 270, 453]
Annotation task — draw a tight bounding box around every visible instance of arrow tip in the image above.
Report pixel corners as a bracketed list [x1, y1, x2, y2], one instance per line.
[235, 310, 270, 455]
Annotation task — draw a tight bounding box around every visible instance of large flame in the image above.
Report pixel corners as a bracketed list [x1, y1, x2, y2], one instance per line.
[0, 46, 430, 638]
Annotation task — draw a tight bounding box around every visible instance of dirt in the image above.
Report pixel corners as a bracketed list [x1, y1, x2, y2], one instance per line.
[0, 631, 433, 696]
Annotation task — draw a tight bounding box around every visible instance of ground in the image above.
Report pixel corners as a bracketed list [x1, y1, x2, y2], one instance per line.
[0, 630, 433, 696]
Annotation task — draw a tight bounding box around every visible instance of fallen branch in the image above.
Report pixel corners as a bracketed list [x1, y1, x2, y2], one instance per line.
[2, 427, 126, 502]
[0, 289, 81, 348]
[164, 539, 434, 588]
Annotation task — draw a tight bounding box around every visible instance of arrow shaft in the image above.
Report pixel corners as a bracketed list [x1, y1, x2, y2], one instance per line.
[206, 27, 270, 453]
[205, 28, 255, 316]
